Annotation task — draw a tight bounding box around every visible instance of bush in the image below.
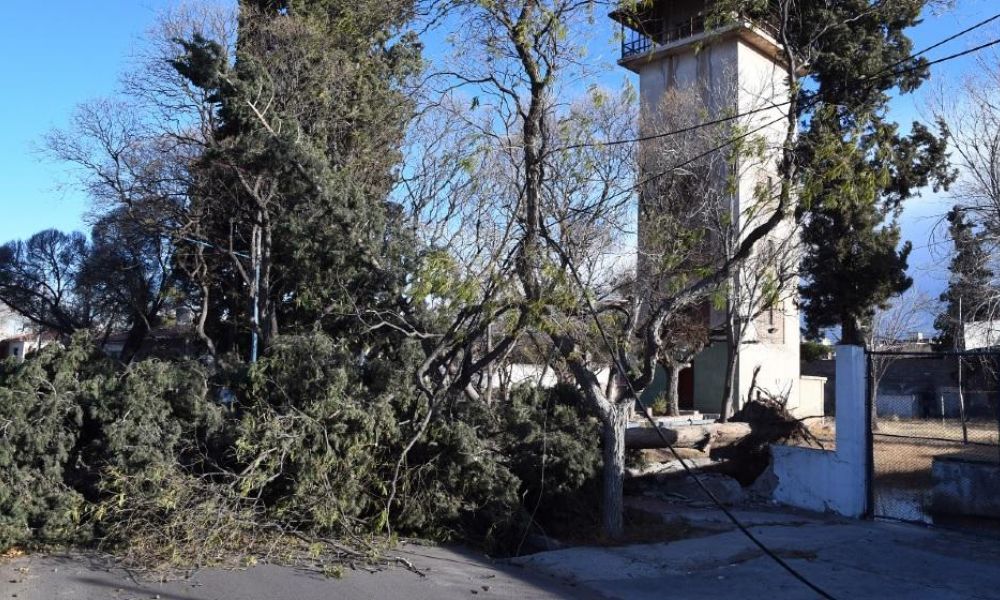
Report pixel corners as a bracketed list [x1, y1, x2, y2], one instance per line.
[0, 336, 225, 552]
[498, 384, 602, 540]
[237, 333, 402, 534]
[235, 334, 525, 548]
[650, 394, 669, 416]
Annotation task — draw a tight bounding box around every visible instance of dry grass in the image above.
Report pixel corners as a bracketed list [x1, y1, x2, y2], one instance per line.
[782, 418, 999, 488]
[782, 418, 999, 522]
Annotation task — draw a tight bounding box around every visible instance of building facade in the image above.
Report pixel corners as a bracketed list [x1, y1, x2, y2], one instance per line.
[0, 302, 38, 361]
[613, 1, 809, 416]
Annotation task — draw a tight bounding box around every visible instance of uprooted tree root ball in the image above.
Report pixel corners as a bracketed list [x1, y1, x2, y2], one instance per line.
[710, 397, 826, 485]
[0, 335, 602, 570]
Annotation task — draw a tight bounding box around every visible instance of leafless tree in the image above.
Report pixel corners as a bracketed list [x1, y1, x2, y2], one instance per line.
[929, 46, 1000, 323]
[407, 0, 809, 538]
[865, 288, 936, 428]
[43, 3, 236, 356]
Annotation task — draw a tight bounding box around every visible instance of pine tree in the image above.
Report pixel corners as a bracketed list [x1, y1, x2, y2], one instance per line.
[171, 0, 422, 356]
[742, 0, 961, 346]
[799, 118, 954, 345]
[935, 206, 995, 349]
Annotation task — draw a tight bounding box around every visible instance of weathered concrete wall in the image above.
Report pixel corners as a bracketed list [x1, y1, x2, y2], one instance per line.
[931, 455, 1000, 519]
[485, 364, 611, 390]
[770, 346, 868, 517]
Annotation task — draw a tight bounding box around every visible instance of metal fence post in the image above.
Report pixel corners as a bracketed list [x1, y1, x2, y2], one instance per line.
[996, 389, 1000, 465]
[958, 354, 969, 444]
[865, 350, 875, 519]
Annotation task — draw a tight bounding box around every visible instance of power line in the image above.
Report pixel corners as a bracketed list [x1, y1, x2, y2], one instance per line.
[589, 31, 1000, 210]
[550, 241, 838, 600]
[551, 12, 1000, 155]
[878, 11, 1000, 75]
[534, 17, 1000, 600]
[918, 36, 1000, 70]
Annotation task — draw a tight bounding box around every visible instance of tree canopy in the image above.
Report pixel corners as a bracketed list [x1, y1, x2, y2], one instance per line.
[935, 206, 995, 349]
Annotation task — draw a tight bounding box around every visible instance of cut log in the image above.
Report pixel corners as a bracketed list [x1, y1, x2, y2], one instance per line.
[625, 422, 753, 450]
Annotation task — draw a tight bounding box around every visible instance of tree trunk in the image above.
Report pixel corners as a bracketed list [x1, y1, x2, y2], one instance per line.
[600, 403, 629, 539]
[841, 314, 864, 346]
[665, 363, 681, 417]
[626, 422, 753, 449]
[119, 318, 151, 364]
[720, 331, 739, 423]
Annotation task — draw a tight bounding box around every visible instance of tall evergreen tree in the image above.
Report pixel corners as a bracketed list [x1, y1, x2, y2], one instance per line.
[171, 0, 422, 356]
[736, 0, 959, 346]
[935, 206, 995, 349]
[799, 120, 953, 344]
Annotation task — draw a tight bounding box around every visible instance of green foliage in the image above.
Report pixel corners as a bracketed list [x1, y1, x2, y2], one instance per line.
[237, 334, 402, 533]
[800, 340, 831, 363]
[799, 118, 953, 344]
[934, 206, 995, 349]
[0, 340, 93, 549]
[0, 333, 602, 559]
[174, 0, 423, 355]
[235, 336, 600, 551]
[650, 394, 669, 416]
[498, 384, 602, 536]
[0, 336, 226, 551]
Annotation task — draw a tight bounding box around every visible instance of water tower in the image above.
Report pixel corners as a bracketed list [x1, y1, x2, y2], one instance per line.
[611, 1, 805, 416]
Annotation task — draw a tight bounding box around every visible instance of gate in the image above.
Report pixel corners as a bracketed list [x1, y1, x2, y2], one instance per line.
[866, 350, 1000, 527]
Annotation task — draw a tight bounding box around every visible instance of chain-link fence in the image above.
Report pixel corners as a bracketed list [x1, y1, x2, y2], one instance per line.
[867, 350, 1000, 527]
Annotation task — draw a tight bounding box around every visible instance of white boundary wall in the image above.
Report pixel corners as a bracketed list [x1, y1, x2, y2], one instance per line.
[770, 346, 868, 517]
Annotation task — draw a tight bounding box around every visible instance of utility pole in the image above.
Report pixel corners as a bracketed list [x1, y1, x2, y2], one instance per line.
[958, 295, 968, 444]
[181, 235, 260, 364]
[250, 219, 262, 364]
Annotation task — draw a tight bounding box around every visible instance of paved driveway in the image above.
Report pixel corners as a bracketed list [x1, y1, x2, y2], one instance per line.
[514, 501, 1000, 599]
[6, 504, 1000, 599]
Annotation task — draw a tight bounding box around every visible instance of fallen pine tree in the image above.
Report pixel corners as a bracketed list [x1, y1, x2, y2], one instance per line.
[626, 398, 823, 452]
[625, 422, 753, 451]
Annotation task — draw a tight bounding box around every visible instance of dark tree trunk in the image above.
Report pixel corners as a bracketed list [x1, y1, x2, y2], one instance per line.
[841, 314, 864, 346]
[665, 364, 681, 417]
[120, 318, 152, 363]
[600, 403, 629, 539]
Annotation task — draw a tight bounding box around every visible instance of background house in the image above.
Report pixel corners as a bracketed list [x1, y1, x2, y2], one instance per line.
[0, 302, 49, 361]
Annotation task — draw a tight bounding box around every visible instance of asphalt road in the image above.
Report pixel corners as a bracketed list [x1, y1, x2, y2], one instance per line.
[1, 544, 601, 600]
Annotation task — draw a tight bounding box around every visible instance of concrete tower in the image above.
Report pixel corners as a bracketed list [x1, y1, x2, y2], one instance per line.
[612, 1, 809, 417]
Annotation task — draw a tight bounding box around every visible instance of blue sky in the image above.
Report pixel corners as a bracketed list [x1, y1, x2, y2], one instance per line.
[0, 0, 178, 241]
[0, 0, 995, 331]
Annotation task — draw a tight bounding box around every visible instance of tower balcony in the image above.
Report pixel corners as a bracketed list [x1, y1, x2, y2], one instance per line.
[612, 9, 780, 70]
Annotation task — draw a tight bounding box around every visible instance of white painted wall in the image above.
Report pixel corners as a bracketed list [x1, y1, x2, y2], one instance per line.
[486, 364, 611, 391]
[798, 375, 827, 419]
[771, 346, 869, 517]
[3, 340, 26, 361]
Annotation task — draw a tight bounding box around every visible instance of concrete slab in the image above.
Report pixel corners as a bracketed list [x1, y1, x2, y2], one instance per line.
[515, 505, 1000, 599]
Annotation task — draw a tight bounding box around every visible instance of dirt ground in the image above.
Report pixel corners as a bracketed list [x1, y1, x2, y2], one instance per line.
[790, 418, 999, 481]
[789, 417, 1000, 523]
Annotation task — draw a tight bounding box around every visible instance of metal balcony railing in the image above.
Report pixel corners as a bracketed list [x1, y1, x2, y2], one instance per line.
[620, 13, 778, 61]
